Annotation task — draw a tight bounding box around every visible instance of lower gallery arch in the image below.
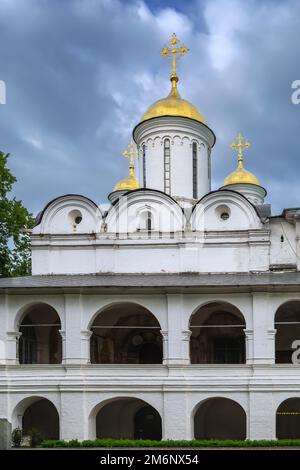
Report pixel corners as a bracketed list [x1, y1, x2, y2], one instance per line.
[93, 397, 162, 440]
[90, 302, 163, 364]
[190, 302, 246, 364]
[194, 397, 247, 440]
[12, 396, 59, 440]
[277, 398, 300, 439]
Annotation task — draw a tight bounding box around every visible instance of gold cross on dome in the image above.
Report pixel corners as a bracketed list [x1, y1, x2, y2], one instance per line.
[230, 132, 251, 169]
[122, 143, 137, 177]
[161, 33, 189, 80]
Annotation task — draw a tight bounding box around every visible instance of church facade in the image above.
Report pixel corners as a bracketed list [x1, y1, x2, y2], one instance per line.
[1, 34, 300, 446]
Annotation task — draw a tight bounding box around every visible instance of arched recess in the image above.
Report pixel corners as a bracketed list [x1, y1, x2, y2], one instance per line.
[89, 302, 163, 364]
[189, 302, 246, 364]
[91, 397, 162, 440]
[275, 301, 300, 364]
[18, 303, 62, 364]
[12, 396, 59, 440]
[194, 397, 247, 440]
[276, 398, 300, 439]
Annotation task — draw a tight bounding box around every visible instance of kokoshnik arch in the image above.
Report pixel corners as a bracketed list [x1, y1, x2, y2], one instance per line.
[1, 33, 300, 446]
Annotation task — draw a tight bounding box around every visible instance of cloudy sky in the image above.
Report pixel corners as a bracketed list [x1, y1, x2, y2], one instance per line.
[0, 0, 299, 215]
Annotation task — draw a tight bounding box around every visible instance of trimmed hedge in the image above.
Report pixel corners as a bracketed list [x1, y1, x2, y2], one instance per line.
[42, 438, 300, 448]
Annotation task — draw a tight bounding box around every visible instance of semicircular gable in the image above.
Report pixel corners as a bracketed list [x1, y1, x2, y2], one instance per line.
[33, 194, 102, 235]
[106, 189, 185, 234]
[192, 190, 262, 231]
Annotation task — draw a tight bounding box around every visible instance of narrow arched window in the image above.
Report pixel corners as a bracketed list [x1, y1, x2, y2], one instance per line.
[192, 142, 198, 199]
[164, 139, 171, 194]
[142, 144, 146, 188]
[146, 211, 152, 231]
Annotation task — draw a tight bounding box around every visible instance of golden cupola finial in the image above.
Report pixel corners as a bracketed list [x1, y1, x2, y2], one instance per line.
[114, 143, 139, 192]
[141, 33, 206, 124]
[161, 32, 189, 97]
[223, 132, 260, 186]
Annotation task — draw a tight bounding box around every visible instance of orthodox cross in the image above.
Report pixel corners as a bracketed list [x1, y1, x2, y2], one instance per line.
[122, 143, 137, 177]
[230, 132, 251, 169]
[160, 33, 189, 80]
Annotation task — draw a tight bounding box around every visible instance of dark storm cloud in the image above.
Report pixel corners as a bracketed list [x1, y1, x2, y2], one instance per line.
[0, 0, 299, 214]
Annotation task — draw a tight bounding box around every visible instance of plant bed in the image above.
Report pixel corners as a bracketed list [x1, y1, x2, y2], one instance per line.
[41, 438, 300, 448]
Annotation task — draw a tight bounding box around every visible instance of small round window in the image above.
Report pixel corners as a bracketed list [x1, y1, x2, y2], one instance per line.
[220, 212, 230, 221]
[68, 209, 83, 226]
[215, 204, 231, 221]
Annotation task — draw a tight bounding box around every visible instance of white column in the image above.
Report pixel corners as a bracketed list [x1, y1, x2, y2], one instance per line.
[59, 330, 66, 364]
[64, 294, 85, 364]
[295, 217, 300, 271]
[60, 392, 86, 441]
[252, 293, 275, 364]
[161, 330, 168, 364]
[165, 294, 190, 365]
[81, 330, 92, 364]
[6, 331, 21, 365]
[248, 392, 276, 440]
[162, 392, 191, 440]
[244, 329, 254, 364]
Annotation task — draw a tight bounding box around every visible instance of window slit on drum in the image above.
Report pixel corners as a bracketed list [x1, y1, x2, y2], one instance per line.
[164, 139, 171, 194]
[192, 142, 198, 199]
[142, 144, 146, 188]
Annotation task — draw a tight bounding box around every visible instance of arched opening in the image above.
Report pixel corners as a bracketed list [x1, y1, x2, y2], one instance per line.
[90, 303, 163, 364]
[275, 301, 300, 363]
[95, 398, 162, 440]
[190, 302, 246, 364]
[18, 304, 62, 364]
[13, 397, 59, 441]
[277, 398, 300, 439]
[138, 210, 153, 232]
[194, 397, 246, 440]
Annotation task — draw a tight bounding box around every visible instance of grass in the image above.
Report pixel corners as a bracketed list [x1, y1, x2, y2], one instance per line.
[41, 438, 300, 448]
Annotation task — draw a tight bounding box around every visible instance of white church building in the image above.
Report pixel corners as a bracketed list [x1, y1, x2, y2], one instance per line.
[1, 34, 300, 446]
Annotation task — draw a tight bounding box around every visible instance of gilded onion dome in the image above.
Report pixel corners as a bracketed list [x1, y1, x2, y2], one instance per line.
[141, 33, 206, 125]
[114, 143, 139, 192]
[223, 132, 260, 186]
[142, 75, 206, 124]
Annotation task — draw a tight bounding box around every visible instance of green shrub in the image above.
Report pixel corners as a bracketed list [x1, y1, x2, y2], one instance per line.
[11, 428, 22, 447]
[41, 438, 300, 448]
[28, 428, 43, 448]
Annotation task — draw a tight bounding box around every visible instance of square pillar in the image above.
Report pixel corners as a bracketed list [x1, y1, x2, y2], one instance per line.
[252, 293, 275, 364]
[63, 294, 87, 365]
[5, 332, 21, 365]
[81, 330, 92, 363]
[248, 392, 275, 440]
[60, 392, 86, 441]
[244, 329, 254, 364]
[162, 392, 191, 440]
[164, 294, 190, 365]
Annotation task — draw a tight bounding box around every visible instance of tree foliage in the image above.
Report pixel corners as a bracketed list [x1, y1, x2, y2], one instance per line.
[0, 151, 34, 277]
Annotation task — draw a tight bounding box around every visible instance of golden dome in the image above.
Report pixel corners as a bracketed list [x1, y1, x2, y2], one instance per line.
[142, 77, 206, 124]
[223, 166, 260, 186]
[114, 175, 139, 191]
[223, 132, 260, 186]
[141, 33, 206, 124]
[113, 143, 139, 192]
